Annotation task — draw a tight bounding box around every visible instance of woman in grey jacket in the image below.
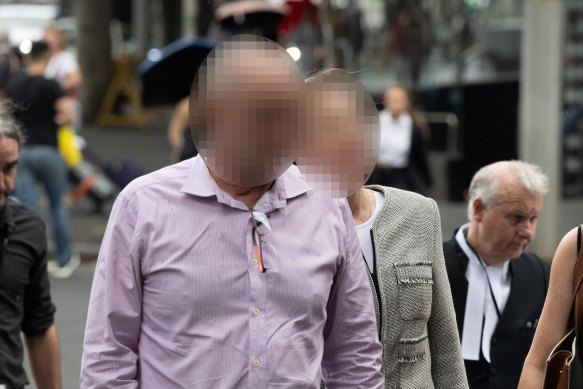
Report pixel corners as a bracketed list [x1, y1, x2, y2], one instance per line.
[347, 179, 468, 389]
[303, 68, 467, 388]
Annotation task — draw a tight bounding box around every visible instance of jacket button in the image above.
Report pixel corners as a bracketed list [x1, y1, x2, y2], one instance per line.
[490, 367, 497, 375]
[491, 337, 498, 344]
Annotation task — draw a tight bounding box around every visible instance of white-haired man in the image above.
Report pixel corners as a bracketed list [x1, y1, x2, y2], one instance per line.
[443, 160, 551, 389]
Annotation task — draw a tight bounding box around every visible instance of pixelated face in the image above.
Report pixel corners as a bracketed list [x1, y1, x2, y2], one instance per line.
[0, 137, 19, 207]
[190, 35, 305, 187]
[474, 182, 543, 263]
[43, 29, 59, 52]
[384, 86, 409, 117]
[298, 71, 379, 198]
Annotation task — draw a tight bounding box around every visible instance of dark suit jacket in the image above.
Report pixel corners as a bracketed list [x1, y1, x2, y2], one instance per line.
[443, 235, 551, 389]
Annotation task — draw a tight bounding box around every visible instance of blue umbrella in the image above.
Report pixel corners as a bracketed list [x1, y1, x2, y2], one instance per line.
[137, 36, 218, 107]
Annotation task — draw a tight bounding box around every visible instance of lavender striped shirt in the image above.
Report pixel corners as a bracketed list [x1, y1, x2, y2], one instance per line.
[81, 155, 383, 388]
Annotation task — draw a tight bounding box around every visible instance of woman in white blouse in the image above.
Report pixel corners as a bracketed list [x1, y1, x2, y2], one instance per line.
[373, 84, 432, 194]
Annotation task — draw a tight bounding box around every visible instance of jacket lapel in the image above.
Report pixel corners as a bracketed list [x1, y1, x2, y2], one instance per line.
[445, 237, 470, 338]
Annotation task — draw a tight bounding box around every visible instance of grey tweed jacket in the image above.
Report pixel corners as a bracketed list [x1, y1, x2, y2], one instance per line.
[365, 185, 468, 389]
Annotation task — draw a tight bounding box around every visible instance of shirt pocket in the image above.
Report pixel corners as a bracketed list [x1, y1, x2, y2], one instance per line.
[394, 262, 433, 321]
[397, 334, 432, 389]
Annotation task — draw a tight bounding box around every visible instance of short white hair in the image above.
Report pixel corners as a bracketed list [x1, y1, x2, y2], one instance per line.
[467, 160, 549, 221]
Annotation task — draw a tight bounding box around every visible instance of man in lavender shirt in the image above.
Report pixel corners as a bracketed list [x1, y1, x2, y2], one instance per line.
[81, 35, 383, 388]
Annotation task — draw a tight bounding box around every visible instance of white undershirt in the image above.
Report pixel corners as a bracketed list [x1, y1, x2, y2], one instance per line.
[355, 190, 385, 273]
[456, 223, 511, 363]
[377, 109, 413, 168]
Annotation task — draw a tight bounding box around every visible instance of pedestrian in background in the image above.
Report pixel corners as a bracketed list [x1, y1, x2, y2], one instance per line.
[0, 105, 61, 389]
[5, 41, 79, 278]
[0, 29, 19, 99]
[43, 26, 83, 132]
[372, 84, 432, 195]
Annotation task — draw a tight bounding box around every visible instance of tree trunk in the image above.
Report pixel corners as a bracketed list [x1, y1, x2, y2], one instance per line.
[77, 0, 112, 124]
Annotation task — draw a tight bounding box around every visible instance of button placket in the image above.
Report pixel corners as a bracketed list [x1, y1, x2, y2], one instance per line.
[247, 221, 267, 385]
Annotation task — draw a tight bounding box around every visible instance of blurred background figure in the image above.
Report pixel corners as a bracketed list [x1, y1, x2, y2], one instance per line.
[371, 83, 432, 195]
[4, 41, 79, 279]
[288, 5, 323, 74]
[333, 0, 363, 69]
[383, 5, 431, 87]
[0, 29, 19, 99]
[43, 25, 83, 132]
[207, 0, 286, 42]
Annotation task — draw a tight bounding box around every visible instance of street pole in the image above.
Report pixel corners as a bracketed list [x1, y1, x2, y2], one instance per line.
[518, 0, 563, 260]
[132, 0, 150, 54]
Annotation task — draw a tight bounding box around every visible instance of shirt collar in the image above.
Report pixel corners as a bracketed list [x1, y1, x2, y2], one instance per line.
[181, 155, 311, 211]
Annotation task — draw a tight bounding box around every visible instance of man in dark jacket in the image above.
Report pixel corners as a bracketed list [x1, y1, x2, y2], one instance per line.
[444, 160, 551, 389]
[0, 107, 61, 388]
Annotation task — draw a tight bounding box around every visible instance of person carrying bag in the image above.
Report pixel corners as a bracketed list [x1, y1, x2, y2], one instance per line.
[543, 225, 583, 388]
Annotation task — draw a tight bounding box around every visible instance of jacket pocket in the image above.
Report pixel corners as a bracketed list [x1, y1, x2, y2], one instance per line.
[394, 262, 433, 321]
[398, 334, 433, 389]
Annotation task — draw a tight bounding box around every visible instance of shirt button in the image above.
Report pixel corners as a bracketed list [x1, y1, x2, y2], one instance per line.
[251, 258, 258, 265]
[253, 359, 260, 367]
[253, 308, 260, 316]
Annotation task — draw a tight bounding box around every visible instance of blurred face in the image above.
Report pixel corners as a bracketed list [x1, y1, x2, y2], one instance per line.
[299, 78, 379, 198]
[43, 29, 59, 53]
[384, 87, 409, 118]
[472, 181, 543, 264]
[0, 137, 19, 207]
[191, 39, 304, 187]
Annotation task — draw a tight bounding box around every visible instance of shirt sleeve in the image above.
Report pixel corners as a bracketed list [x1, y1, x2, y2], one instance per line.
[21, 216, 55, 337]
[321, 200, 384, 388]
[81, 193, 143, 388]
[426, 199, 468, 388]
